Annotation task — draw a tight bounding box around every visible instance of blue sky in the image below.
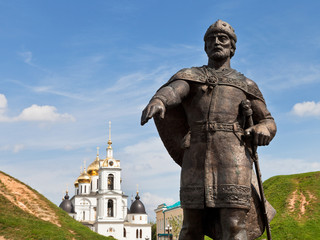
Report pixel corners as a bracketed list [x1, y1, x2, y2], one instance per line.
[1, 0, 320, 221]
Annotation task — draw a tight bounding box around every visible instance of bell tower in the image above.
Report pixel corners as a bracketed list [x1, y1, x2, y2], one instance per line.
[96, 121, 126, 227]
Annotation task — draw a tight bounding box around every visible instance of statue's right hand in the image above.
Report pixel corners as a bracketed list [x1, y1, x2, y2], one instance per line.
[141, 98, 166, 126]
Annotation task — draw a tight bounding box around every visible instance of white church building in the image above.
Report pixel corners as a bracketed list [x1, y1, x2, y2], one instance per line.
[59, 123, 151, 240]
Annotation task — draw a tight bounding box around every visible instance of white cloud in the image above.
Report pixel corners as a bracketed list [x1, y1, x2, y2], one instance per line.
[292, 101, 320, 117]
[0, 94, 75, 123]
[0, 94, 8, 109]
[121, 137, 180, 177]
[14, 104, 75, 122]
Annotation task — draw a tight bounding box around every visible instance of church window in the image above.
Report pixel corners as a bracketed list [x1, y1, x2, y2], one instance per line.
[132, 215, 135, 220]
[108, 174, 114, 190]
[140, 229, 142, 238]
[84, 185, 86, 193]
[140, 216, 142, 220]
[123, 228, 126, 237]
[107, 199, 114, 217]
[83, 211, 85, 220]
[97, 179, 99, 189]
[136, 229, 139, 238]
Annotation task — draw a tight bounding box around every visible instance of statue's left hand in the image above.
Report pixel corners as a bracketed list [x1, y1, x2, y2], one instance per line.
[245, 124, 271, 146]
[141, 99, 166, 126]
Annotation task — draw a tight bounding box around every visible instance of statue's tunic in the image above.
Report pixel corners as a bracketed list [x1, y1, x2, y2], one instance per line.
[152, 66, 275, 210]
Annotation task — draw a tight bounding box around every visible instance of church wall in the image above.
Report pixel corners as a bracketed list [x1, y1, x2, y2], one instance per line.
[125, 225, 152, 240]
[78, 182, 91, 195]
[73, 196, 97, 222]
[128, 213, 148, 224]
[90, 175, 99, 193]
[122, 198, 128, 220]
[95, 222, 124, 239]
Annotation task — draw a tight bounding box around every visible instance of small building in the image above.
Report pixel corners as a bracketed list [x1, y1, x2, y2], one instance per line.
[59, 122, 151, 240]
[154, 201, 183, 240]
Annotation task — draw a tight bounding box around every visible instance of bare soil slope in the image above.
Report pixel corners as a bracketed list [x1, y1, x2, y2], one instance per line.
[0, 171, 113, 240]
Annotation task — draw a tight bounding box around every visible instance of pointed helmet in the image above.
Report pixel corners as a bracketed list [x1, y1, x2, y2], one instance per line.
[204, 19, 237, 43]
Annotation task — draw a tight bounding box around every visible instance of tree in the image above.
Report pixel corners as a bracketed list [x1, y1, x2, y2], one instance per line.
[168, 215, 183, 239]
[151, 222, 157, 240]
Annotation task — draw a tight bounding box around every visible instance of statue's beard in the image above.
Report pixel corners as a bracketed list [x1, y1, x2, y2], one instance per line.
[206, 46, 232, 61]
[211, 50, 230, 60]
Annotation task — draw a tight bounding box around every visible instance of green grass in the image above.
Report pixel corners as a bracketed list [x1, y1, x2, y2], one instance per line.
[197, 172, 320, 240]
[0, 171, 114, 240]
[257, 171, 320, 240]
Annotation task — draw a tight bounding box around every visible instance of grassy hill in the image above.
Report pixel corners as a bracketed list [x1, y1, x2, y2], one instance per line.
[257, 171, 320, 240]
[0, 171, 114, 240]
[204, 171, 320, 240]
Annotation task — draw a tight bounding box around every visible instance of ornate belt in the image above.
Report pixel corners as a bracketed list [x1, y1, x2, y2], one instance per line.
[191, 122, 243, 133]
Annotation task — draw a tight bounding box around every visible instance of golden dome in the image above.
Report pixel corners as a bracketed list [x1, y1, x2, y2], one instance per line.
[78, 168, 91, 184]
[87, 160, 99, 176]
[74, 178, 79, 188]
[87, 147, 100, 176]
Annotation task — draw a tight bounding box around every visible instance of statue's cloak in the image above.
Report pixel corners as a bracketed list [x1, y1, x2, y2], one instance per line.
[153, 66, 276, 239]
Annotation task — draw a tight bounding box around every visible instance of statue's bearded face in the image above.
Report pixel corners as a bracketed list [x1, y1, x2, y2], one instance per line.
[205, 32, 233, 60]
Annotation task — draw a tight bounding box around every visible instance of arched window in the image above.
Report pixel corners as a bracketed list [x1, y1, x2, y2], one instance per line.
[140, 229, 142, 238]
[83, 211, 85, 221]
[84, 185, 87, 193]
[97, 179, 99, 189]
[136, 229, 139, 238]
[123, 228, 126, 237]
[94, 207, 97, 219]
[107, 199, 114, 217]
[108, 174, 114, 190]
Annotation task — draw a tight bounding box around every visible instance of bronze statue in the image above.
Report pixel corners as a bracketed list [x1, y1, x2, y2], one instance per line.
[141, 20, 277, 240]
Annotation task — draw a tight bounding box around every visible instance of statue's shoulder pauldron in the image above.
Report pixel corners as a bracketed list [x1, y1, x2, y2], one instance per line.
[169, 66, 207, 83]
[217, 70, 265, 103]
[244, 77, 265, 103]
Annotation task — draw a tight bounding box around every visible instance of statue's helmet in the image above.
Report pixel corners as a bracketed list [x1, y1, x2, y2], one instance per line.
[204, 19, 237, 58]
[204, 19, 237, 42]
